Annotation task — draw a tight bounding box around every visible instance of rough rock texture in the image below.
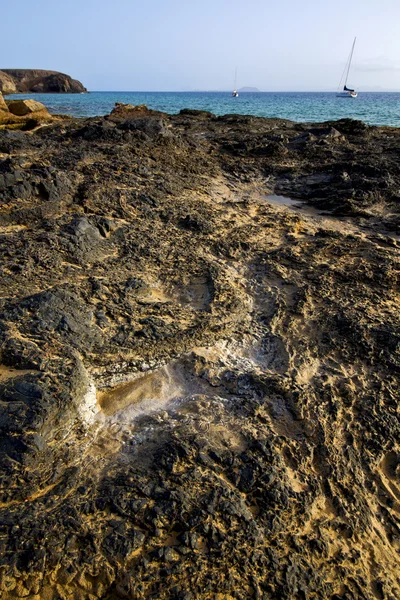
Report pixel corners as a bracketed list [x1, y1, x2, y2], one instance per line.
[0, 93, 8, 111]
[0, 98, 61, 131]
[6, 100, 49, 116]
[0, 69, 87, 94]
[0, 105, 399, 599]
[0, 71, 17, 95]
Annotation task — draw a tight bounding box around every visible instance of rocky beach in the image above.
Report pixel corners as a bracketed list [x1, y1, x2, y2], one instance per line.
[0, 102, 399, 599]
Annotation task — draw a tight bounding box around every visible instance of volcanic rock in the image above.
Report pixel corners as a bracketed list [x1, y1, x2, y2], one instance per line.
[0, 107, 399, 599]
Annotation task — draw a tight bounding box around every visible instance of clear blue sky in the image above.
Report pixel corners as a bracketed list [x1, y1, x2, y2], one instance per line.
[2, 0, 399, 91]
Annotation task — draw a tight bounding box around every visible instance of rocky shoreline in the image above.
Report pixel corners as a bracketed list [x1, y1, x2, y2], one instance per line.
[0, 104, 399, 599]
[0, 95, 65, 131]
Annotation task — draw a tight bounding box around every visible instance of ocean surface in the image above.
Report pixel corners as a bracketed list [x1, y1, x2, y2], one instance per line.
[5, 91, 400, 126]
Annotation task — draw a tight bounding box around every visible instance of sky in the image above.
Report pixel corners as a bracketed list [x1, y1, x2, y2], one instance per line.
[2, 0, 400, 91]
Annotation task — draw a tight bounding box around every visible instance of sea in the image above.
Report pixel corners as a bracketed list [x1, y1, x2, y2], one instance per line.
[4, 91, 400, 127]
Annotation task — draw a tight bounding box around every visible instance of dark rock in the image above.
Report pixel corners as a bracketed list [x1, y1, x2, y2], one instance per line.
[0, 69, 87, 93]
[0, 106, 398, 600]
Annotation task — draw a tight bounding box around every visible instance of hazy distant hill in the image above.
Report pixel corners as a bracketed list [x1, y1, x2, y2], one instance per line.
[238, 86, 260, 92]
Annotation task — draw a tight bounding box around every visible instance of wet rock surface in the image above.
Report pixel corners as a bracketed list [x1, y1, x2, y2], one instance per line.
[0, 105, 399, 599]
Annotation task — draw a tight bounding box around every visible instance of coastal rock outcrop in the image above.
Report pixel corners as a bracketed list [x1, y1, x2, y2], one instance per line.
[0, 97, 61, 130]
[6, 99, 48, 116]
[0, 105, 399, 599]
[0, 69, 87, 94]
[0, 92, 8, 111]
[0, 71, 17, 94]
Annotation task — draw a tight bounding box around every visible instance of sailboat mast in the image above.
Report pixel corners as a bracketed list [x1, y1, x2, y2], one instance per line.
[234, 66, 237, 90]
[344, 37, 356, 86]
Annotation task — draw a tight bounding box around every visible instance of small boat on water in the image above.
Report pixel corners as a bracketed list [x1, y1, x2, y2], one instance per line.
[337, 37, 358, 98]
[232, 67, 239, 97]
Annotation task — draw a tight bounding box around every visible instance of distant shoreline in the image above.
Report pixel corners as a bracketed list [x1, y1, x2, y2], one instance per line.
[5, 90, 400, 95]
[3, 90, 399, 127]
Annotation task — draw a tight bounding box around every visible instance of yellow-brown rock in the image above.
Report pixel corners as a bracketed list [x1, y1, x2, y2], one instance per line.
[0, 98, 65, 130]
[0, 70, 17, 94]
[0, 92, 8, 111]
[6, 99, 48, 116]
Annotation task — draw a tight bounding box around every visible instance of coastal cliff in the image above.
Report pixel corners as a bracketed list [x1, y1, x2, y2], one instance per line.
[0, 105, 399, 599]
[0, 69, 87, 94]
[0, 71, 17, 94]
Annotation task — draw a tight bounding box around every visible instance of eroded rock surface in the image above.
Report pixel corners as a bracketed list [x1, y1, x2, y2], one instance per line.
[0, 95, 63, 131]
[0, 72, 17, 95]
[0, 69, 87, 94]
[0, 93, 8, 112]
[6, 100, 49, 117]
[0, 105, 399, 599]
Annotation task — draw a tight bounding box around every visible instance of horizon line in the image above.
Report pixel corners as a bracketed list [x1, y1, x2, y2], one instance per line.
[82, 89, 400, 93]
[5, 89, 400, 95]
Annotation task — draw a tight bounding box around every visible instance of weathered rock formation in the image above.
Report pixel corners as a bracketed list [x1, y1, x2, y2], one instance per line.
[0, 71, 17, 94]
[6, 99, 50, 116]
[0, 69, 87, 94]
[0, 105, 399, 599]
[0, 92, 8, 111]
[0, 97, 62, 130]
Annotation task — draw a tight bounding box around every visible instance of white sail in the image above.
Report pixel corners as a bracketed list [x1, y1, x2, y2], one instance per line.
[337, 38, 358, 98]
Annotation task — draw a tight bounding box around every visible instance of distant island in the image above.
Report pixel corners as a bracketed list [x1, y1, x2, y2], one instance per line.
[238, 86, 260, 92]
[0, 69, 87, 94]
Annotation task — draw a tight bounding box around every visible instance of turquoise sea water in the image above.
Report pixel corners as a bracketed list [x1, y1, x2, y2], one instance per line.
[5, 91, 400, 126]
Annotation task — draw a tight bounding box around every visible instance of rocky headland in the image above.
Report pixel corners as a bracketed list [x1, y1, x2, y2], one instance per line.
[0, 70, 87, 95]
[0, 104, 399, 599]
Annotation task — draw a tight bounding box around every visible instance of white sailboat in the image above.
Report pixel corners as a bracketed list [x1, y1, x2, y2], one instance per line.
[232, 67, 239, 97]
[337, 37, 358, 98]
